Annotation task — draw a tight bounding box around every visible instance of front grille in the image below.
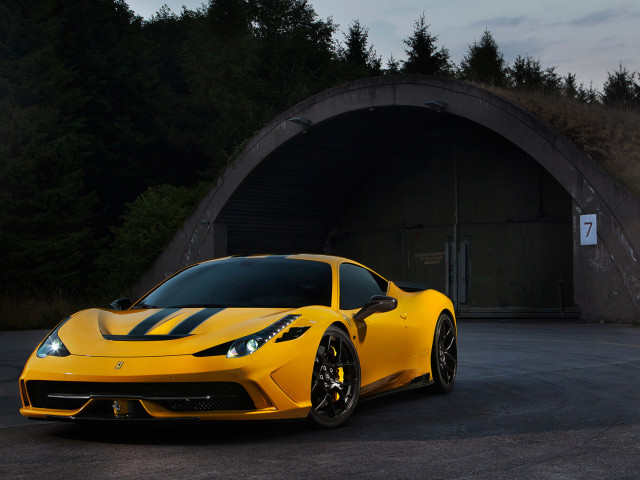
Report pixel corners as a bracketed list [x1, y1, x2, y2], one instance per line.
[26, 381, 256, 412]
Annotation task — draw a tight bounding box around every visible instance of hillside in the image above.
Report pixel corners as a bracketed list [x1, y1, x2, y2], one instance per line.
[490, 87, 640, 197]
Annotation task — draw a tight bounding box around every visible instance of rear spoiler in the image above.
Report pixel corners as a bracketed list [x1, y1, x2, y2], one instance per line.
[393, 281, 428, 292]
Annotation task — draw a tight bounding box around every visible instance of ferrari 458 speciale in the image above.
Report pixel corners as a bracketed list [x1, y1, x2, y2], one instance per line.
[19, 254, 457, 427]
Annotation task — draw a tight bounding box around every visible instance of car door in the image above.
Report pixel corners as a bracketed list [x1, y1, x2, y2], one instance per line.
[338, 263, 407, 390]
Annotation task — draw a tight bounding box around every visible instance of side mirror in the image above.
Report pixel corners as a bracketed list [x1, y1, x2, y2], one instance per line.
[353, 295, 398, 322]
[110, 298, 132, 310]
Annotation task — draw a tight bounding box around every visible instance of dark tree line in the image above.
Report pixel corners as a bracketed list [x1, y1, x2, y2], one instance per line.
[0, 0, 344, 297]
[398, 24, 639, 108]
[1, 0, 637, 301]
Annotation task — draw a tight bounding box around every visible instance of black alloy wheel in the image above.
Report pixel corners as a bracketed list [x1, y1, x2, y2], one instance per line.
[428, 313, 457, 394]
[308, 326, 360, 428]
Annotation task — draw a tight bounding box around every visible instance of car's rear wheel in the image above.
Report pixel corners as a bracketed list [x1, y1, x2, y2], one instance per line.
[427, 313, 457, 394]
[308, 326, 360, 428]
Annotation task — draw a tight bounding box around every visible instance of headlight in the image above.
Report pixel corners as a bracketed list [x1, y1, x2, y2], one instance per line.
[227, 314, 300, 358]
[36, 322, 71, 358]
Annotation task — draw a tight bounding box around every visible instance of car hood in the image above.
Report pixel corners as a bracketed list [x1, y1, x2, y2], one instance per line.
[58, 307, 295, 357]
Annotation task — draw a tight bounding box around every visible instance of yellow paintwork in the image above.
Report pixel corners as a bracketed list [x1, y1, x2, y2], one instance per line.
[19, 254, 455, 421]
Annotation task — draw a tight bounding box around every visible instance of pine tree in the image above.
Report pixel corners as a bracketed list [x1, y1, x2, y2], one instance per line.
[460, 29, 507, 86]
[577, 81, 600, 105]
[509, 55, 544, 90]
[385, 55, 401, 75]
[602, 63, 638, 110]
[508, 55, 563, 95]
[340, 20, 381, 75]
[401, 14, 452, 76]
[563, 73, 579, 99]
[342, 20, 369, 66]
[542, 66, 562, 96]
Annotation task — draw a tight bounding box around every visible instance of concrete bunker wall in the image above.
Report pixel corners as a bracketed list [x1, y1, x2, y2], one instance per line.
[137, 76, 640, 322]
[329, 113, 575, 317]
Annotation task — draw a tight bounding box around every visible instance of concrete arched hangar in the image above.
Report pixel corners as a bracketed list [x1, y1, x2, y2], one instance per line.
[140, 76, 640, 322]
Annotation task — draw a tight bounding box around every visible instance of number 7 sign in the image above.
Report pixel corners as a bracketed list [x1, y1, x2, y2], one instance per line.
[580, 214, 597, 245]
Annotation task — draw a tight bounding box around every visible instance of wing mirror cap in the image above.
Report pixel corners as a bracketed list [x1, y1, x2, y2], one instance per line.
[110, 298, 132, 310]
[353, 295, 398, 322]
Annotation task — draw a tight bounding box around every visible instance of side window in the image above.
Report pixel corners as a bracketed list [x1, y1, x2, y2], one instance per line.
[339, 263, 388, 310]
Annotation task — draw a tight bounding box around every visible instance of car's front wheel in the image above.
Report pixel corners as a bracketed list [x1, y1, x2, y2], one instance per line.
[427, 313, 457, 394]
[308, 326, 360, 428]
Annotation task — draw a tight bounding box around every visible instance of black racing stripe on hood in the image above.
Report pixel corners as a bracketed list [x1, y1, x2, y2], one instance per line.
[104, 334, 189, 341]
[128, 309, 180, 336]
[169, 308, 225, 335]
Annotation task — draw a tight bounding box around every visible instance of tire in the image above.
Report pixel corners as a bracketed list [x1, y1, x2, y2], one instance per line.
[307, 326, 360, 428]
[427, 313, 457, 394]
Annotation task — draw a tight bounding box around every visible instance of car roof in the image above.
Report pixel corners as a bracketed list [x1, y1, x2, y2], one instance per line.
[201, 253, 364, 269]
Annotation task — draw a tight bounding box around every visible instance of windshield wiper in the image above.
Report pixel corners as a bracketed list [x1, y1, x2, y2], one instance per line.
[130, 303, 158, 309]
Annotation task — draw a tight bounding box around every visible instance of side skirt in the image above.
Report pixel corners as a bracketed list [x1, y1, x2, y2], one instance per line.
[360, 373, 433, 402]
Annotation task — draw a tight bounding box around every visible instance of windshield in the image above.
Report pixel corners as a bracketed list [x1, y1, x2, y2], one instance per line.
[136, 257, 333, 309]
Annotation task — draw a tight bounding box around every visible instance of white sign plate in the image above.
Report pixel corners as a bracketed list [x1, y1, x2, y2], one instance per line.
[580, 214, 597, 245]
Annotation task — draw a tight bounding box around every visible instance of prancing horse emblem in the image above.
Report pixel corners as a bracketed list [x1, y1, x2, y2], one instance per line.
[115, 361, 124, 369]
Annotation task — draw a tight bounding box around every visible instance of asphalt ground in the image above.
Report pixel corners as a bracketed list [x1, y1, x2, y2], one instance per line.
[2, 322, 640, 479]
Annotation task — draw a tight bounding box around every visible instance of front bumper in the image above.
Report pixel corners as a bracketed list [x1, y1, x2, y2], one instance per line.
[19, 346, 315, 421]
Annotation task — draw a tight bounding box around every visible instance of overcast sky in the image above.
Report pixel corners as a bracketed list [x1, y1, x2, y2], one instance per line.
[127, 0, 639, 90]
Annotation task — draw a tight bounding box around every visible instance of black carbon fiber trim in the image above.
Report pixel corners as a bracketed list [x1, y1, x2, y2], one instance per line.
[275, 326, 311, 342]
[26, 381, 256, 412]
[192, 340, 234, 357]
[103, 334, 190, 341]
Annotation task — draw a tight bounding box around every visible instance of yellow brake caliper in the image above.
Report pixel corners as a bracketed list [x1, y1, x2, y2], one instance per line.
[330, 346, 344, 402]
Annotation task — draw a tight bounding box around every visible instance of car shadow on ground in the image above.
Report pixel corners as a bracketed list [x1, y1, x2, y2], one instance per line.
[49, 387, 450, 445]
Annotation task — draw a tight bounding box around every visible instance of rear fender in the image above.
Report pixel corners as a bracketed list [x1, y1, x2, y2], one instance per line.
[388, 282, 456, 357]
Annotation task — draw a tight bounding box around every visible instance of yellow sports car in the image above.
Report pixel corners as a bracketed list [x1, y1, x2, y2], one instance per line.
[19, 254, 457, 428]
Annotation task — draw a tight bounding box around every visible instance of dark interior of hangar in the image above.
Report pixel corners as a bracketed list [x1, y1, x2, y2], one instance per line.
[217, 106, 574, 316]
